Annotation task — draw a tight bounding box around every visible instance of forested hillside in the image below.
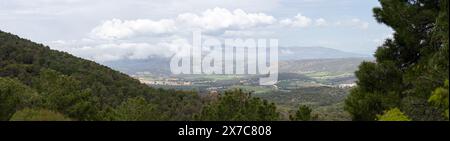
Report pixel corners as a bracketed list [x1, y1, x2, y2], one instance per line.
[0, 30, 283, 121]
[345, 0, 449, 121]
[0, 30, 204, 120]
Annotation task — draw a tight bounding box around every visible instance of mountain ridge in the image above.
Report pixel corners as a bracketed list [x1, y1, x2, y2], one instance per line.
[278, 46, 371, 60]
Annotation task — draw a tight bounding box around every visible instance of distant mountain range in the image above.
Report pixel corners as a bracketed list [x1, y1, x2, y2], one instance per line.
[278, 47, 370, 60]
[104, 57, 172, 75]
[279, 58, 373, 74]
[103, 46, 372, 76]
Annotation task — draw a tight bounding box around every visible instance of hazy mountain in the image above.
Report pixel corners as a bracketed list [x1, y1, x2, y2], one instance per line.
[103, 46, 371, 75]
[278, 47, 370, 60]
[103, 57, 172, 75]
[279, 58, 373, 74]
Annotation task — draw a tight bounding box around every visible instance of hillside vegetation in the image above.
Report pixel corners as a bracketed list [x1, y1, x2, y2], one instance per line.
[0, 30, 204, 121]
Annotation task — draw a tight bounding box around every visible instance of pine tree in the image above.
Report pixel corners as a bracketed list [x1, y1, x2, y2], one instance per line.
[345, 0, 449, 121]
[377, 108, 411, 121]
[197, 89, 279, 121]
[0, 77, 40, 120]
[290, 105, 313, 121]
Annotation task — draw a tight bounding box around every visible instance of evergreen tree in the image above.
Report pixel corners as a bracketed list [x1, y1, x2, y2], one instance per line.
[10, 108, 70, 121]
[290, 105, 313, 121]
[197, 89, 279, 121]
[32, 69, 98, 120]
[345, 0, 449, 121]
[0, 77, 40, 120]
[112, 97, 159, 121]
[377, 108, 411, 121]
[429, 80, 449, 119]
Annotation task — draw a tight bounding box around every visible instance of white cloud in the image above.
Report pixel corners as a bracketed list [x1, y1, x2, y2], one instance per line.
[314, 18, 328, 27]
[279, 15, 370, 30]
[42, 6, 375, 62]
[222, 30, 273, 37]
[90, 19, 177, 40]
[88, 9, 371, 42]
[335, 18, 369, 29]
[49, 38, 193, 62]
[89, 8, 276, 39]
[280, 13, 312, 28]
[1, 0, 393, 59]
[177, 8, 276, 31]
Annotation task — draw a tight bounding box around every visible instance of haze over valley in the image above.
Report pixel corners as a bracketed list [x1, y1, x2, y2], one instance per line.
[101, 46, 373, 120]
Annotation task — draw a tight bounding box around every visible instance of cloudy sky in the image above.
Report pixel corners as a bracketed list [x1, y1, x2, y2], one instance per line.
[0, 0, 393, 62]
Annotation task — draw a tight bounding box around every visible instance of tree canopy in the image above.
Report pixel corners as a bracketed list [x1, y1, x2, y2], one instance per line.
[345, 0, 449, 121]
[196, 89, 279, 121]
[377, 108, 412, 121]
[290, 105, 314, 121]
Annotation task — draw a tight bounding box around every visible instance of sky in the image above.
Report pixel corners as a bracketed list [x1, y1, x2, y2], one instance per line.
[0, 0, 393, 62]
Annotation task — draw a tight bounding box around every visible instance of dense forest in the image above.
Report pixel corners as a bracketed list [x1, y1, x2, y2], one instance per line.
[345, 0, 449, 121]
[0, 30, 198, 120]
